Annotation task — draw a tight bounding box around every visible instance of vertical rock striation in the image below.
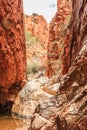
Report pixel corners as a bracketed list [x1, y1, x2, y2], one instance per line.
[0, 0, 26, 106]
[62, 0, 87, 74]
[47, 0, 72, 77]
[29, 0, 87, 129]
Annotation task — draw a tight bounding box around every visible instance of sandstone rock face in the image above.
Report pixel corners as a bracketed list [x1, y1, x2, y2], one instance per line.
[29, 42, 87, 130]
[62, 0, 87, 74]
[29, 0, 87, 129]
[0, 0, 26, 106]
[47, 0, 72, 77]
[25, 14, 49, 74]
[25, 14, 48, 46]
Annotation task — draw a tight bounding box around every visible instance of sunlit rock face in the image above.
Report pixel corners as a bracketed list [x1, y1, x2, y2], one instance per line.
[47, 0, 72, 77]
[25, 14, 49, 46]
[0, 0, 26, 106]
[12, 75, 51, 120]
[29, 0, 87, 129]
[25, 14, 49, 73]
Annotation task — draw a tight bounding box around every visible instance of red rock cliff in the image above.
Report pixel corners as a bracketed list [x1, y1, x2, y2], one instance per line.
[29, 0, 87, 129]
[63, 0, 87, 74]
[25, 14, 49, 73]
[47, 0, 72, 77]
[25, 14, 49, 46]
[0, 0, 26, 105]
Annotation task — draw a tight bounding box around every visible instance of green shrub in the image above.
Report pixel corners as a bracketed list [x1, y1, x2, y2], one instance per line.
[32, 13, 38, 16]
[26, 61, 41, 74]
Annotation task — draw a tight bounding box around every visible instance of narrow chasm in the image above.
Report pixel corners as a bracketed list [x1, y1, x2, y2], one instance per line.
[0, 0, 87, 130]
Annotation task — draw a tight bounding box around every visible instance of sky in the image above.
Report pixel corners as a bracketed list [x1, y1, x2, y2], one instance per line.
[23, 0, 57, 22]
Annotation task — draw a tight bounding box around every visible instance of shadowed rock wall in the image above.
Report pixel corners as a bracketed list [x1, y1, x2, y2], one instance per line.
[47, 0, 72, 77]
[0, 0, 26, 106]
[62, 0, 87, 74]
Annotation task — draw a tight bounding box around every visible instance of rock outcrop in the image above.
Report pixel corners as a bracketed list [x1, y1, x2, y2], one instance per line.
[25, 14, 49, 46]
[47, 0, 72, 77]
[11, 0, 87, 129]
[0, 0, 26, 108]
[25, 14, 49, 74]
[12, 74, 53, 126]
[62, 0, 87, 75]
[29, 44, 87, 130]
[29, 0, 87, 129]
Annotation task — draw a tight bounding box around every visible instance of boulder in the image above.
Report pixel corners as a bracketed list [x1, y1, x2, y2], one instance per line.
[12, 76, 52, 123]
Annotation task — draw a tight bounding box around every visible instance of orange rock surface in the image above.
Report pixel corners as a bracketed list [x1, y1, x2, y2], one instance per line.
[24, 14, 49, 72]
[47, 0, 72, 77]
[0, 0, 26, 105]
[25, 14, 49, 46]
[29, 1, 87, 129]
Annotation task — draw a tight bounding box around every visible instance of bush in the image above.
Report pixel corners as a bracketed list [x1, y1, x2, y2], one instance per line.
[26, 61, 41, 74]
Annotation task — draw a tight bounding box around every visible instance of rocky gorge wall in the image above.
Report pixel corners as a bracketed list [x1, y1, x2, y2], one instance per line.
[25, 14, 49, 73]
[47, 0, 72, 77]
[0, 0, 26, 107]
[25, 14, 48, 46]
[62, 0, 87, 75]
[29, 0, 87, 129]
